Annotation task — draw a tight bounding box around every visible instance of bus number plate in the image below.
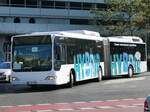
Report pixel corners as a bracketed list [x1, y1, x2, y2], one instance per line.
[27, 81, 37, 85]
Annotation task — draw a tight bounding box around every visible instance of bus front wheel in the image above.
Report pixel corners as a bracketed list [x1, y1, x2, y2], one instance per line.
[68, 71, 74, 88]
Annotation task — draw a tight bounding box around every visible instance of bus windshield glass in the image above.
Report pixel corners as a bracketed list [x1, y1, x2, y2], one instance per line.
[12, 36, 52, 72]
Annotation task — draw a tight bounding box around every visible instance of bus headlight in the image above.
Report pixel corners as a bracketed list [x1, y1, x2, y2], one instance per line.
[12, 77, 19, 81]
[45, 76, 57, 80]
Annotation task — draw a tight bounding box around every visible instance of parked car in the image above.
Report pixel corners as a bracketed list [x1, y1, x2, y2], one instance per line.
[0, 62, 11, 82]
[144, 96, 150, 112]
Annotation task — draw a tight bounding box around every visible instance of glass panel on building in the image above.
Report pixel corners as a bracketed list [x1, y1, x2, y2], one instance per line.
[41, 0, 54, 8]
[70, 19, 89, 25]
[97, 3, 107, 11]
[0, 0, 9, 6]
[11, 0, 24, 7]
[26, 0, 37, 8]
[82, 3, 93, 10]
[55, 1, 66, 9]
[70, 2, 82, 10]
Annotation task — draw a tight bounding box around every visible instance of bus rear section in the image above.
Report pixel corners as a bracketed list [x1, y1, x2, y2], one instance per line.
[103, 36, 147, 78]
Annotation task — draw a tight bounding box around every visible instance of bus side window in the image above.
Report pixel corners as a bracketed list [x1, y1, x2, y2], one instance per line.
[55, 45, 60, 60]
[55, 44, 66, 63]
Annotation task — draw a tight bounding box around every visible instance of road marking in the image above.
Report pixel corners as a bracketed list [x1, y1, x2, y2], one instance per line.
[132, 103, 144, 106]
[54, 103, 69, 105]
[37, 104, 51, 106]
[17, 104, 32, 107]
[36, 110, 53, 112]
[72, 101, 86, 104]
[56, 109, 74, 111]
[106, 99, 119, 102]
[122, 98, 134, 101]
[0, 106, 14, 108]
[136, 98, 145, 100]
[17, 111, 32, 112]
[79, 107, 95, 110]
[116, 105, 137, 108]
[96, 106, 114, 109]
[89, 101, 103, 103]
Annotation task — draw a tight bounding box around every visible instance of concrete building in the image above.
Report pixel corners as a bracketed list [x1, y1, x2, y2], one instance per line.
[0, 0, 108, 62]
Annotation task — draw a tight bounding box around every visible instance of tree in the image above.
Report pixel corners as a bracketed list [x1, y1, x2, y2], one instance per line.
[93, 0, 150, 65]
[93, 0, 150, 36]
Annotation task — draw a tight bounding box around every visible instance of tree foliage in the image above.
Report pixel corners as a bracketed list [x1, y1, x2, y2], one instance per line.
[94, 0, 150, 36]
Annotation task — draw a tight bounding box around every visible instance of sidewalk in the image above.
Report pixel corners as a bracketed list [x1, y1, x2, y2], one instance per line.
[0, 98, 144, 112]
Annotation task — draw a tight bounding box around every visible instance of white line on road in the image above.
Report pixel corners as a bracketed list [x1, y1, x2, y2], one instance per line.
[37, 104, 51, 106]
[72, 102, 86, 104]
[96, 106, 114, 109]
[116, 105, 137, 108]
[106, 99, 120, 102]
[17, 104, 32, 107]
[89, 101, 103, 103]
[79, 107, 96, 110]
[0, 105, 14, 108]
[54, 103, 69, 105]
[36, 110, 53, 112]
[56, 109, 74, 111]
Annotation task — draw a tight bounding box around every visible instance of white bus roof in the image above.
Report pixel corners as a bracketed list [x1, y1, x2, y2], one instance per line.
[13, 30, 103, 41]
[107, 36, 144, 44]
[12, 30, 144, 44]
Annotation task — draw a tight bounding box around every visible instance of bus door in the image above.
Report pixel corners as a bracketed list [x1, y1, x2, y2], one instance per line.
[103, 38, 111, 78]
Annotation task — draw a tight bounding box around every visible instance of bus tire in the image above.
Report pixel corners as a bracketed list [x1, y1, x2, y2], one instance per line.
[68, 71, 74, 88]
[97, 67, 102, 82]
[128, 66, 134, 78]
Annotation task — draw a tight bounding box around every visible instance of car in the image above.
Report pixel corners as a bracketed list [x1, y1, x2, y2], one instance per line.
[144, 96, 150, 112]
[0, 62, 11, 82]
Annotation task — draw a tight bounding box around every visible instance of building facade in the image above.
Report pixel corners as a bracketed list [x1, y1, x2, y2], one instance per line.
[0, 0, 109, 62]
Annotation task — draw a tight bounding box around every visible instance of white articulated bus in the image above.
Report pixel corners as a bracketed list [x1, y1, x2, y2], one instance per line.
[11, 30, 147, 87]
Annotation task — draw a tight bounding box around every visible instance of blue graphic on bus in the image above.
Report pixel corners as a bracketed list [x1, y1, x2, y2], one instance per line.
[74, 52, 100, 81]
[111, 51, 141, 76]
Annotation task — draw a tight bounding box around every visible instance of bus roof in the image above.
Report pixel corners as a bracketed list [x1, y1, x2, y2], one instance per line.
[12, 30, 144, 44]
[12, 30, 103, 41]
[107, 36, 144, 44]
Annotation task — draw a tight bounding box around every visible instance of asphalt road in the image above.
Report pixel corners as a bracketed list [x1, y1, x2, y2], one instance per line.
[0, 72, 150, 107]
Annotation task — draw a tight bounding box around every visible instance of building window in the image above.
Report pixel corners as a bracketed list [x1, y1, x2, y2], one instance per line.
[70, 19, 89, 25]
[82, 3, 93, 10]
[29, 18, 35, 24]
[0, 0, 10, 6]
[70, 2, 82, 10]
[96, 3, 107, 10]
[41, 0, 54, 8]
[55, 1, 66, 9]
[14, 17, 20, 23]
[11, 0, 24, 7]
[26, 0, 37, 8]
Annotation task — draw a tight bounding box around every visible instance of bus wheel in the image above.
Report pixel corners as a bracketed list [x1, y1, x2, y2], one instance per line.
[128, 66, 134, 78]
[97, 67, 102, 82]
[68, 71, 74, 88]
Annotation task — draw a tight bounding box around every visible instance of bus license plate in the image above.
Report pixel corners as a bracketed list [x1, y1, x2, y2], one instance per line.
[27, 81, 37, 85]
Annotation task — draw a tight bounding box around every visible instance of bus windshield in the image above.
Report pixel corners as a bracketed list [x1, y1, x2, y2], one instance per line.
[12, 36, 52, 72]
